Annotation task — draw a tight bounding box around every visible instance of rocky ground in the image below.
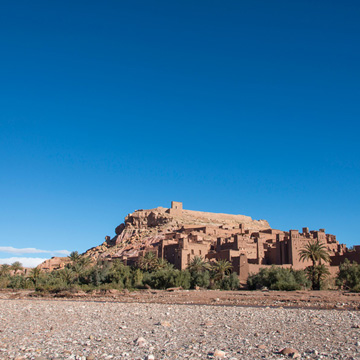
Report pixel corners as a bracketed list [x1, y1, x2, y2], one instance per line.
[1, 292, 360, 360]
[1, 289, 360, 311]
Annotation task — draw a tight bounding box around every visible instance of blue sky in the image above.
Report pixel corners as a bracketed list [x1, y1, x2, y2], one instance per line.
[1, 1, 359, 267]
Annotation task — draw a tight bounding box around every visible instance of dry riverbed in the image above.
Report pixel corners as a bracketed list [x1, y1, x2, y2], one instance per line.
[1, 289, 360, 310]
[1, 292, 360, 360]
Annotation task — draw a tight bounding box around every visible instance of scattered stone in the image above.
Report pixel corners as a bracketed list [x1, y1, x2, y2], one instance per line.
[202, 321, 214, 327]
[0, 299, 357, 360]
[160, 320, 171, 327]
[135, 336, 148, 347]
[280, 347, 301, 358]
[214, 349, 226, 358]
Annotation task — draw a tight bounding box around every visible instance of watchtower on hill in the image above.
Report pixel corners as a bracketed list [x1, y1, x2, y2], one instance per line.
[167, 201, 183, 215]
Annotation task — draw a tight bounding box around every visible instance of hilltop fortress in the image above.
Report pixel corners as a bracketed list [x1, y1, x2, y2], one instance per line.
[41, 202, 360, 282]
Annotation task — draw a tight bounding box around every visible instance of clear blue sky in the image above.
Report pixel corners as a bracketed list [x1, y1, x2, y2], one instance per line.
[1, 1, 359, 267]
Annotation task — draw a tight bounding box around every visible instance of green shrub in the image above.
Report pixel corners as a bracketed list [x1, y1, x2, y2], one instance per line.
[8, 275, 28, 289]
[0, 276, 10, 288]
[143, 269, 190, 289]
[106, 261, 132, 287]
[132, 268, 143, 287]
[247, 266, 310, 291]
[220, 272, 240, 290]
[35, 277, 69, 292]
[190, 270, 210, 289]
[336, 259, 360, 292]
[89, 263, 111, 286]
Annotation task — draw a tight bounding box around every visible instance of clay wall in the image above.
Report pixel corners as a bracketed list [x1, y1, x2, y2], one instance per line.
[259, 229, 285, 236]
[162, 243, 181, 267]
[207, 248, 242, 262]
[178, 242, 210, 270]
[263, 242, 277, 265]
[162, 238, 210, 270]
[180, 226, 207, 234]
[37, 257, 70, 271]
[231, 254, 249, 284]
[330, 249, 360, 266]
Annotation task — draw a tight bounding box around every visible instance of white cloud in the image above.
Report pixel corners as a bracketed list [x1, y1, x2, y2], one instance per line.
[0, 257, 47, 268]
[0, 247, 70, 256]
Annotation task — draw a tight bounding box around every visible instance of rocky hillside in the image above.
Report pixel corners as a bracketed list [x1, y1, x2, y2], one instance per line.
[83, 203, 270, 262]
[38, 202, 271, 270]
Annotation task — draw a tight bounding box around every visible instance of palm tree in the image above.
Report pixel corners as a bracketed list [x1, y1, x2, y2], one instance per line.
[212, 259, 232, 281]
[72, 263, 85, 283]
[28, 267, 42, 286]
[0, 264, 11, 277]
[156, 258, 174, 271]
[68, 251, 80, 263]
[299, 239, 330, 290]
[11, 261, 23, 275]
[307, 264, 330, 290]
[187, 256, 210, 273]
[299, 239, 330, 266]
[59, 267, 75, 285]
[138, 252, 158, 272]
[78, 256, 92, 268]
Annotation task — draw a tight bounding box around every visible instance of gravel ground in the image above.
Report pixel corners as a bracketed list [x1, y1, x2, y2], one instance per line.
[1, 300, 360, 360]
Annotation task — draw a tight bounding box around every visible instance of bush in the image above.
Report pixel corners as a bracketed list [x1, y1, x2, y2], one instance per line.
[132, 268, 144, 287]
[247, 266, 311, 291]
[8, 275, 28, 289]
[220, 272, 240, 290]
[106, 261, 132, 288]
[89, 263, 111, 286]
[336, 259, 360, 292]
[143, 269, 190, 289]
[190, 270, 210, 289]
[0, 276, 9, 288]
[35, 275, 69, 292]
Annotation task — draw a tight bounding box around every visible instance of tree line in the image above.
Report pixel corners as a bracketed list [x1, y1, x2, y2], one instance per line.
[0, 252, 239, 292]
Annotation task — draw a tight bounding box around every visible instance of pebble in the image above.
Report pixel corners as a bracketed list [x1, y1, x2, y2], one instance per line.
[280, 347, 301, 358]
[135, 336, 148, 347]
[214, 349, 226, 358]
[159, 321, 171, 327]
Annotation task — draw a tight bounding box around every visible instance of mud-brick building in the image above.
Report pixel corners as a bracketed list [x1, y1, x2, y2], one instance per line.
[154, 204, 353, 283]
[83, 201, 360, 282]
